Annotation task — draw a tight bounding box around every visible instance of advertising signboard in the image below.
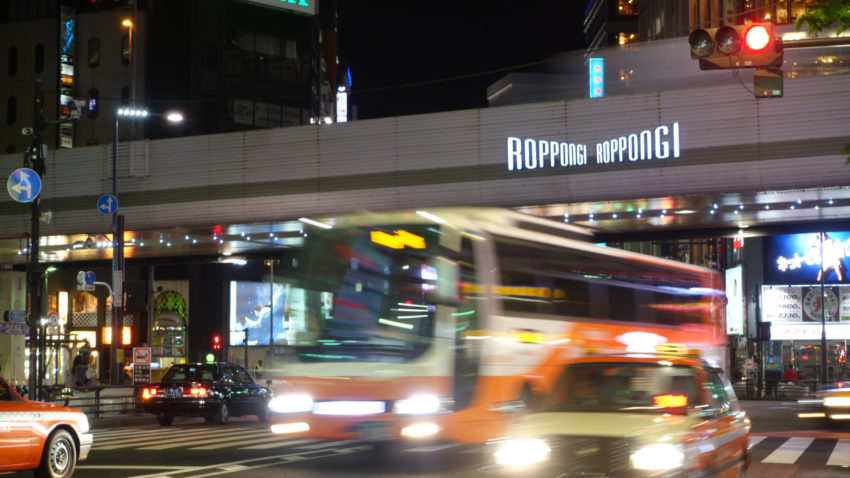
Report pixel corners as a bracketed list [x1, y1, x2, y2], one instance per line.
[765, 232, 850, 285]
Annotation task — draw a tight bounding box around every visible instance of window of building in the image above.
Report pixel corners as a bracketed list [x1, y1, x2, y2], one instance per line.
[121, 34, 130, 65]
[285, 40, 297, 60]
[120, 86, 129, 104]
[87, 88, 99, 118]
[7, 46, 17, 76]
[617, 32, 637, 45]
[88, 37, 100, 68]
[618, 0, 636, 16]
[6, 96, 16, 124]
[34, 43, 44, 73]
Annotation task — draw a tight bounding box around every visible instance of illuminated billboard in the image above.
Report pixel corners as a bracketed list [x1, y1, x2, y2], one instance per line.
[229, 281, 287, 346]
[725, 266, 744, 335]
[765, 232, 850, 285]
[244, 0, 317, 16]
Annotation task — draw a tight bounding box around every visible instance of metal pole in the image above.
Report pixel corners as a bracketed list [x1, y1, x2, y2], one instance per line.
[111, 112, 124, 385]
[28, 80, 45, 400]
[820, 232, 827, 389]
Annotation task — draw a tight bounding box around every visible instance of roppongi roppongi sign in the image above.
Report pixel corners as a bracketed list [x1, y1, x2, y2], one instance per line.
[506, 122, 680, 171]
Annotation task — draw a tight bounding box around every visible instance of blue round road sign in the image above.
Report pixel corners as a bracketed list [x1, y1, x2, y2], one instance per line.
[97, 194, 118, 215]
[6, 168, 42, 203]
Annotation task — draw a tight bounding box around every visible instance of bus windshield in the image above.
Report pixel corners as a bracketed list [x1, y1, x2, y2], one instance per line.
[545, 362, 700, 414]
[286, 224, 442, 363]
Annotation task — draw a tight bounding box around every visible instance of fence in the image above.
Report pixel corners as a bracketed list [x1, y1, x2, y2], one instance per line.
[37, 385, 144, 418]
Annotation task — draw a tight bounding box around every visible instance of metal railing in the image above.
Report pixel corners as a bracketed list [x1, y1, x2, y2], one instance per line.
[34, 385, 144, 418]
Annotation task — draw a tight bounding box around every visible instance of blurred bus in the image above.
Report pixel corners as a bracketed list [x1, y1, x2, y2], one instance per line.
[266, 208, 726, 444]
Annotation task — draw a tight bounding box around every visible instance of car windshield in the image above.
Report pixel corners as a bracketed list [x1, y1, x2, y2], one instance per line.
[545, 362, 699, 414]
[284, 224, 442, 363]
[162, 364, 216, 382]
[0, 377, 14, 401]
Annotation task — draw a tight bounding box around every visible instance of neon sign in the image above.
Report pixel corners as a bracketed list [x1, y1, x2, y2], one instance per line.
[506, 122, 680, 171]
[370, 230, 425, 249]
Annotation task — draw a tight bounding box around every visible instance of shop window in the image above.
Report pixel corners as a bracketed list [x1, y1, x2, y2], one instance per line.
[121, 34, 130, 66]
[88, 37, 100, 68]
[618, 0, 636, 16]
[617, 32, 637, 45]
[87, 87, 99, 118]
[7, 46, 17, 76]
[6, 96, 16, 125]
[34, 43, 44, 73]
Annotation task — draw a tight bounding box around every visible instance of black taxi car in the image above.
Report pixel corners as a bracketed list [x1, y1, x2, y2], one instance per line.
[141, 362, 271, 426]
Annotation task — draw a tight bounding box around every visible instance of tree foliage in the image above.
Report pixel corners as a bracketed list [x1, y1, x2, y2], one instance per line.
[795, 1, 850, 162]
[794, 0, 850, 35]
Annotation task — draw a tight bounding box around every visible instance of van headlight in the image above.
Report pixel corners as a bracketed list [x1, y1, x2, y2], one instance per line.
[268, 393, 313, 413]
[393, 394, 452, 415]
[494, 439, 551, 467]
[630, 443, 684, 471]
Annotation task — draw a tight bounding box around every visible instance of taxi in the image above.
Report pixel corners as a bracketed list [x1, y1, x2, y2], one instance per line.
[491, 353, 751, 477]
[796, 380, 850, 423]
[0, 374, 92, 478]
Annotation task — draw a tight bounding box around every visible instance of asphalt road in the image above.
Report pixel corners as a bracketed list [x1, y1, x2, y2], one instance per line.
[5, 400, 850, 478]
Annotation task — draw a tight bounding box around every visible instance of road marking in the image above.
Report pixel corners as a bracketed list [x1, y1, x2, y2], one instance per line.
[762, 437, 815, 464]
[826, 439, 850, 467]
[236, 438, 318, 450]
[748, 436, 767, 447]
[192, 437, 316, 450]
[136, 429, 269, 450]
[96, 428, 260, 450]
[405, 443, 462, 452]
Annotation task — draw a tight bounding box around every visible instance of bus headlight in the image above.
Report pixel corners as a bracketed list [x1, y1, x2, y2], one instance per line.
[394, 394, 451, 414]
[494, 439, 551, 467]
[630, 443, 684, 471]
[268, 393, 314, 413]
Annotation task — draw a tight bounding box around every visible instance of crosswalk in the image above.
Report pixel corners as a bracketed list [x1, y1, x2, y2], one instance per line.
[91, 426, 850, 468]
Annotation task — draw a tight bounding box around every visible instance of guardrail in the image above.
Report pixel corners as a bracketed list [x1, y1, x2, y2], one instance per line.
[36, 385, 145, 418]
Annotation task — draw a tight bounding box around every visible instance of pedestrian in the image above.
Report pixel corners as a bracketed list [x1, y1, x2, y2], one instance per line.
[254, 360, 263, 379]
[783, 365, 798, 383]
[73, 355, 87, 387]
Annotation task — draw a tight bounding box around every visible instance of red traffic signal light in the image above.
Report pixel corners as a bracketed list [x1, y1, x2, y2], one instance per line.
[212, 334, 221, 350]
[689, 22, 782, 70]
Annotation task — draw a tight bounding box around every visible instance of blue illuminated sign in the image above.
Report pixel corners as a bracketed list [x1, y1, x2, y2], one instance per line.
[589, 58, 604, 98]
[765, 232, 850, 284]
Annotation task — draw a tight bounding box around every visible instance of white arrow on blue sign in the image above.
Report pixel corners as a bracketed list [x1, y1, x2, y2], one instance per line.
[85, 271, 96, 285]
[6, 168, 42, 203]
[97, 194, 118, 215]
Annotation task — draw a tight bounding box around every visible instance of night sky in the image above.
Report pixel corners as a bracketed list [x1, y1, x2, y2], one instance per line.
[337, 1, 587, 120]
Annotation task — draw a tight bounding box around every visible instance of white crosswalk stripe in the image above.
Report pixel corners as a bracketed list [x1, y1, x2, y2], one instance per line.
[826, 439, 850, 467]
[761, 437, 814, 464]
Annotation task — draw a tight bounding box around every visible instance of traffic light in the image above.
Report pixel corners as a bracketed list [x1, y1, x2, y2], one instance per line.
[689, 22, 782, 70]
[212, 334, 221, 350]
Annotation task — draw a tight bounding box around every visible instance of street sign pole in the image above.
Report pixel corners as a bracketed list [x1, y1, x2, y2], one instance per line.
[111, 111, 124, 385]
[27, 79, 45, 400]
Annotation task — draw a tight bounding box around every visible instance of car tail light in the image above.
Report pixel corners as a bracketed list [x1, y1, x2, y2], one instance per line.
[188, 387, 207, 397]
[142, 387, 160, 399]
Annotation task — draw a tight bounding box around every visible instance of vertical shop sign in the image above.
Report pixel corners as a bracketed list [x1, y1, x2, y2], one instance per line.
[589, 57, 604, 98]
[840, 286, 850, 321]
[58, 6, 76, 148]
[725, 266, 744, 335]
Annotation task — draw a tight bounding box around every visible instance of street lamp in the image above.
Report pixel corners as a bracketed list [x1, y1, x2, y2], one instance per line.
[110, 106, 183, 384]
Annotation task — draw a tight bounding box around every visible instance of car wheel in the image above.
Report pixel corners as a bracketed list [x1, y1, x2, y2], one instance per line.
[35, 429, 76, 478]
[213, 402, 229, 425]
[257, 405, 269, 422]
[157, 413, 174, 426]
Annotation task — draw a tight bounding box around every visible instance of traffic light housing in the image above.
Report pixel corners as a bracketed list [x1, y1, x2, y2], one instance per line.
[212, 334, 221, 350]
[689, 23, 782, 70]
